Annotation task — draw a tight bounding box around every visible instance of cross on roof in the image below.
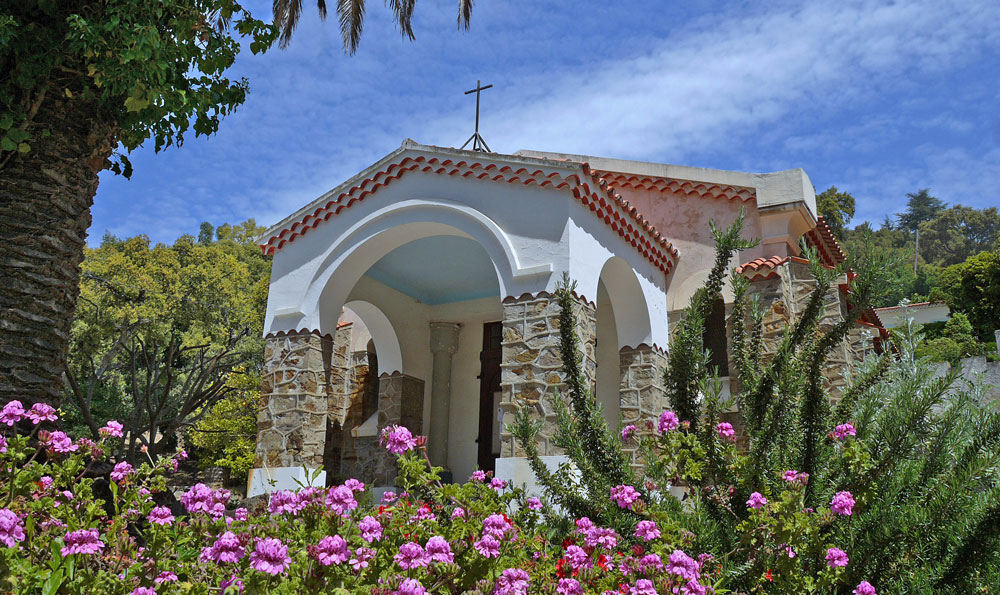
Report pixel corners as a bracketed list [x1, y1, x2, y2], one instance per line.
[460, 80, 493, 152]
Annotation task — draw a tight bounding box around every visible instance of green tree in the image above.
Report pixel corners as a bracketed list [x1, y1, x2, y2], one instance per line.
[816, 186, 856, 239]
[198, 222, 216, 245]
[933, 248, 1000, 342]
[896, 188, 946, 231]
[915, 312, 984, 363]
[62, 221, 270, 460]
[0, 1, 277, 408]
[917, 205, 1000, 266]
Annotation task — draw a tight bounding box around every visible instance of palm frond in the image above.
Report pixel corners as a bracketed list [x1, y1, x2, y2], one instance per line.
[273, 0, 306, 48]
[458, 0, 474, 29]
[337, 0, 366, 53]
[387, 0, 416, 41]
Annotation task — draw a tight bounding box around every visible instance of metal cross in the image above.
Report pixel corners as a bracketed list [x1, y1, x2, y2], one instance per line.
[460, 80, 493, 152]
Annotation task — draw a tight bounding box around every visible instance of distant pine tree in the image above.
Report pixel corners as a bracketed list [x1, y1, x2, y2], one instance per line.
[897, 188, 946, 231]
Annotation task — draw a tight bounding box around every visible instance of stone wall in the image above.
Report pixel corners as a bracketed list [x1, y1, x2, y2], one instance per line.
[254, 330, 332, 469]
[619, 344, 668, 469]
[499, 292, 597, 457]
[371, 373, 425, 485]
[746, 260, 874, 399]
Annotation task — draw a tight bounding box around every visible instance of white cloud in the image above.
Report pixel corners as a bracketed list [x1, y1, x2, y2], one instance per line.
[415, 0, 999, 161]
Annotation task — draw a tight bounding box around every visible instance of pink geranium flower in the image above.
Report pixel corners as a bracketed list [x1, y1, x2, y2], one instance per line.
[746, 492, 767, 510]
[0, 508, 26, 547]
[359, 515, 382, 542]
[658, 411, 679, 433]
[826, 547, 849, 568]
[312, 535, 349, 566]
[611, 485, 640, 510]
[716, 422, 736, 442]
[496, 568, 530, 595]
[111, 461, 134, 483]
[202, 531, 245, 563]
[249, 538, 291, 575]
[634, 520, 660, 541]
[26, 403, 58, 424]
[833, 423, 857, 440]
[41, 431, 77, 454]
[61, 529, 104, 556]
[0, 400, 25, 426]
[394, 541, 429, 569]
[831, 491, 856, 516]
[854, 581, 877, 595]
[99, 420, 124, 438]
[380, 425, 417, 454]
[146, 506, 174, 526]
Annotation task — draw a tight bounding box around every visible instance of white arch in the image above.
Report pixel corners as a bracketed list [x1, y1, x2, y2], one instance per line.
[342, 301, 403, 375]
[294, 199, 550, 334]
[598, 256, 654, 348]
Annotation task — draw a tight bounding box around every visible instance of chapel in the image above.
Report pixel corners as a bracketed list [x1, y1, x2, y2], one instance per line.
[248, 139, 883, 496]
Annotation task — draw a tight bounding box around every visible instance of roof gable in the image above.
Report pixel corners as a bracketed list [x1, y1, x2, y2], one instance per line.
[260, 141, 679, 274]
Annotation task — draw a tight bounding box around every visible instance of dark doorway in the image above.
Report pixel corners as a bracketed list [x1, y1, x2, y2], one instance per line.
[703, 298, 729, 377]
[477, 321, 503, 473]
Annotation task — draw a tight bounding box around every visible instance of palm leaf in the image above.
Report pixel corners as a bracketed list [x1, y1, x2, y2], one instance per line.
[457, 0, 474, 29]
[338, 0, 366, 53]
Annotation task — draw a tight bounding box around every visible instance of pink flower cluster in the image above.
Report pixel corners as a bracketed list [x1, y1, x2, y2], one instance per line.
[830, 491, 856, 516]
[610, 484, 641, 510]
[61, 528, 104, 556]
[380, 424, 417, 454]
[658, 410, 680, 433]
[181, 483, 230, 518]
[0, 508, 25, 547]
[782, 469, 809, 485]
[716, 422, 736, 442]
[746, 492, 767, 510]
[40, 430, 77, 454]
[833, 422, 857, 440]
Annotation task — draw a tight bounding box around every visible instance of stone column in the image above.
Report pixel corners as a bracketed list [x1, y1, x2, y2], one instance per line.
[374, 372, 425, 486]
[428, 322, 461, 468]
[619, 344, 668, 470]
[498, 292, 596, 458]
[249, 330, 331, 496]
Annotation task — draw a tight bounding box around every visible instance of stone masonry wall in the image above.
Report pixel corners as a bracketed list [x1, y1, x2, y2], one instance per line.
[499, 292, 597, 458]
[619, 344, 668, 469]
[747, 260, 875, 400]
[371, 373, 425, 485]
[255, 330, 332, 469]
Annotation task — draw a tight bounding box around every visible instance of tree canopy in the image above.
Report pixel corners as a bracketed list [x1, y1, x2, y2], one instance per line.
[816, 186, 856, 239]
[63, 221, 269, 460]
[896, 188, 946, 232]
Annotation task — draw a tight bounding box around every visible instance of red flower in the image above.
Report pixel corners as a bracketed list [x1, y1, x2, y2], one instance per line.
[765, 569, 773, 582]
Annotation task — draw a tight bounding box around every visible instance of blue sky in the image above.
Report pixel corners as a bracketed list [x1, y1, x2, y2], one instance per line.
[93, 0, 1000, 245]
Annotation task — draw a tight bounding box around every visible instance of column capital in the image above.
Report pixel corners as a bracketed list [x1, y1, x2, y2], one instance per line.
[429, 321, 461, 355]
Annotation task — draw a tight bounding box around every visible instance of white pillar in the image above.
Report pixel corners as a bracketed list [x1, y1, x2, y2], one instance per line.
[428, 322, 461, 468]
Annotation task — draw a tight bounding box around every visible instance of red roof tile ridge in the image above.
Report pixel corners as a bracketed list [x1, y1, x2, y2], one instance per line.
[261, 155, 680, 275]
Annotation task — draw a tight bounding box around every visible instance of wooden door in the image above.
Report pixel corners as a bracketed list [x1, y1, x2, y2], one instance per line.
[477, 321, 503, 472]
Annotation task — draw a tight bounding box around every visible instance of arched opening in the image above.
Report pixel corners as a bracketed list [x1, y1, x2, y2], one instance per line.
[594, 257, 654, 431]
[309, 212, 511, 485]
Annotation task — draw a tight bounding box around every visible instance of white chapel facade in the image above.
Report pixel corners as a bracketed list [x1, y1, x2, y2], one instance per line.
[248, 139, 856, 496]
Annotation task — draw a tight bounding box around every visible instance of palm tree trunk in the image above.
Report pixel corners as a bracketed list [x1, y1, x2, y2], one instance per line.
[0, 91, 114, 408]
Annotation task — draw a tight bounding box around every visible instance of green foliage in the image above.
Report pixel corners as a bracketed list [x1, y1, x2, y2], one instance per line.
[933, 248, 1000, 342]
[917, 205, 1000, 266]
[816, 186, 856, 239]
[897, 188, 946, 232]
[664, 208, 758, 429]
[186, 373, 259, 480]
[915, 312, 988, 363]
[509, 273, 638, 533]
[517, 216, 1000, 592]
[63, 220, 270, 460]
[0, 0, 277, 173]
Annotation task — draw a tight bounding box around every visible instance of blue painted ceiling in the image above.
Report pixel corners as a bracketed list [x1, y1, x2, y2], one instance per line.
[363, 235, 500, 305]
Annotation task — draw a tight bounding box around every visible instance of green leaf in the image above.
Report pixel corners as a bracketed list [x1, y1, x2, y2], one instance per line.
[42, 569, 64, 595]
[0, 112, 12, 130]
[17, 142, 30, 153]
[1, 136, 15, 151]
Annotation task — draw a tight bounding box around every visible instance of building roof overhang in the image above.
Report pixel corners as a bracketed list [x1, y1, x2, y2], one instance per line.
[259, 140, 680, 274]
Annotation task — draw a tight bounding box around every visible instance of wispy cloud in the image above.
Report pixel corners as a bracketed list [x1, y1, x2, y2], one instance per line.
[92, 0, 1000, 244]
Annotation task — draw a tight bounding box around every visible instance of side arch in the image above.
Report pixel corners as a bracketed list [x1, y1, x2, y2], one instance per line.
[598, 256, 653, 348]
[341, 301, 403, 376]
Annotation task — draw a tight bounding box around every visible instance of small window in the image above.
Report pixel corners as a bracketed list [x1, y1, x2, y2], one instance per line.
[703, 298, 729, 376]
